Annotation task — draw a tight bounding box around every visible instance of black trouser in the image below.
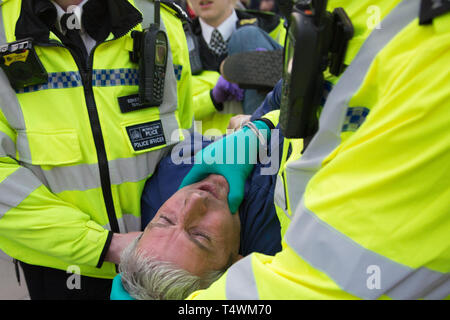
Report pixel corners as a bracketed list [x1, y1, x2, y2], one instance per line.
[19, 261, 113, 300]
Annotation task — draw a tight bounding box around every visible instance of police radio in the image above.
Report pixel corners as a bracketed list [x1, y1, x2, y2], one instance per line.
[130, 0, 168, 107]
[184, 21, 203, 75]
[278, 0, 353, 139]
[0, 38, 48, 90]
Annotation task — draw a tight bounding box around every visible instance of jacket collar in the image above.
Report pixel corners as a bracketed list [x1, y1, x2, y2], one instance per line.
[15, 0, 142, 43]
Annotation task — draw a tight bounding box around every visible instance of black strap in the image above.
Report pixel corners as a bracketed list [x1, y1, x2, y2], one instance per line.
[419, 0, 450, 25]
[254, 117, 276, 130]
[160, 0, 191, 22]
[60, 13, 88, 61]
[13, 259, 21, 286]
[210, 89, 224, 111]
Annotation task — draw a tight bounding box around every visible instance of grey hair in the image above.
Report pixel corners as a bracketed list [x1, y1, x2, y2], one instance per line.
[119, 236, 225, 300]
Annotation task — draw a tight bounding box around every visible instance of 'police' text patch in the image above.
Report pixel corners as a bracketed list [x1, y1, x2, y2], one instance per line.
[126, 120, 166, 151]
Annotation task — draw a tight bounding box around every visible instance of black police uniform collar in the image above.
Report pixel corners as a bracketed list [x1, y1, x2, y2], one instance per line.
[15, 0, 143, 43]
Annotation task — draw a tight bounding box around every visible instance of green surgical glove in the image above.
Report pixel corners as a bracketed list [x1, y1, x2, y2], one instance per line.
[179, 120, 271, 213]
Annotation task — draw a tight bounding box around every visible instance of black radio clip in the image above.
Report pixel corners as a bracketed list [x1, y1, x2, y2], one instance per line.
[184, 21, 203, 75]
[279, 0, 353, 140]
[130, 0, 168, 107]
[0, 38, 48, 90]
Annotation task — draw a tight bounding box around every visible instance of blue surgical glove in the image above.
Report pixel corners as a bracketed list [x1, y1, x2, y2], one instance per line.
[179, 120, 271, 213]
[110, 274, 135, 300]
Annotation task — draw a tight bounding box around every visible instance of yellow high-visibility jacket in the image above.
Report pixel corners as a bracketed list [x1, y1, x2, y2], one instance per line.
[188, 0, 450, 299]
[192, 10, 286, 136]
[0, 0, 193, 279]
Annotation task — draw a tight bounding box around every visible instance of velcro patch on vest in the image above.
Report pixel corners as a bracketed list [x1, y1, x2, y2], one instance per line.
[126, 120, 166, 151]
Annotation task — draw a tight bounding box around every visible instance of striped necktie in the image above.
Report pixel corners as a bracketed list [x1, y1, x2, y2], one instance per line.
[60, 12, 88, 60]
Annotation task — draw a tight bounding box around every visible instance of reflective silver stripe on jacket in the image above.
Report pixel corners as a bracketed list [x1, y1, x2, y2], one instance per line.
[0, 71, 32, 163]
[0, 131, 15, 158]
[19, 113, 178, 194]
[226, 255, 259, 299]
[21, 148, 163, 193]
[0, 167, 42, 218]
[134, 0, 157, 30]
[287, 199, 450, 300]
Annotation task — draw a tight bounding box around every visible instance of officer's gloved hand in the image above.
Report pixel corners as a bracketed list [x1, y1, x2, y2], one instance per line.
[110, 274, 135, 300]
[211, 75, 244, 104]
[179, 120, 271, 214]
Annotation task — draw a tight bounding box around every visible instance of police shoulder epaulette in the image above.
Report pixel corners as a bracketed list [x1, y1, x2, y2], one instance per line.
[236, 9, 281, 32]
[241, 8, 276, 17]
[419, 0, 450, 25]
[160, 0, 191, 23]
[239, 18, 258, 27]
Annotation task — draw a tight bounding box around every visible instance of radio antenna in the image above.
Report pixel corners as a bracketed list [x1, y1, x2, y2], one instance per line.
[153, 0, 161, 28]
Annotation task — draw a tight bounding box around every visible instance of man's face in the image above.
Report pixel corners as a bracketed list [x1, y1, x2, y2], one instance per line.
[137, 174, 241, 276]
[190, 0, 235, 27]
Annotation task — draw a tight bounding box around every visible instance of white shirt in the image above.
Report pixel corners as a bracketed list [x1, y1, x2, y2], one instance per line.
[52, 0, 96, 54]
[199, 10, 239, 45]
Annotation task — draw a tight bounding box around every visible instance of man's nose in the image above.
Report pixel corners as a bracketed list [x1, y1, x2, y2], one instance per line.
[183, 191, 208, 222]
